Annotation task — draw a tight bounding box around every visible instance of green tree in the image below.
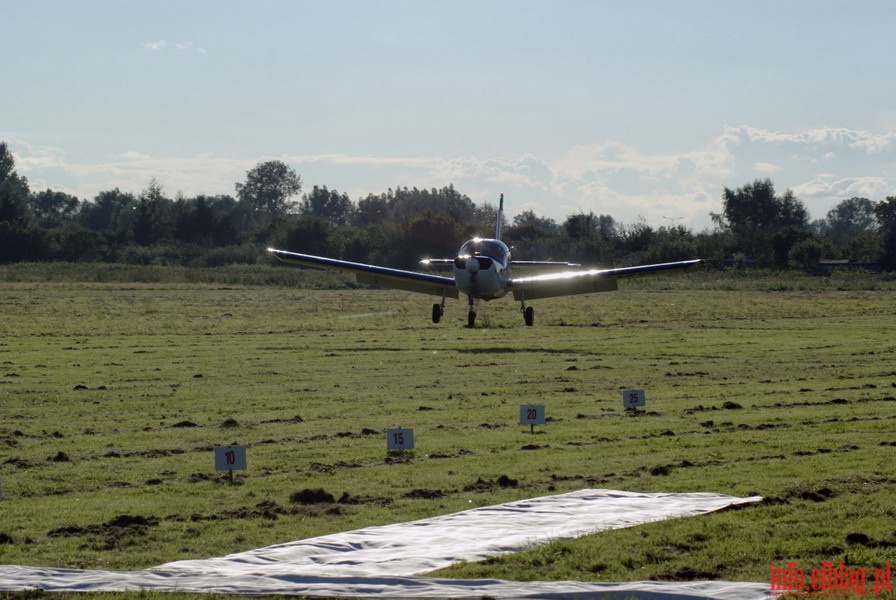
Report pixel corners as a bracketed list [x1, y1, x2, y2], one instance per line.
[822, 197, 877, 242]
[559, 212, 620, 264]
[30, 189, 81, 227]
[715, 179, 809, 267]
[0, 141, 45, 262]
[814, 197, 879, 262]
[504, 210, 561, 261]
[363, 185, 478, 234]
[788, 238, 824, 271]
[404, 212, 466, 266]
[270, 215, 333, 256]
[132, 178, 171, 246]
[0, 142, 32, 228]
[79, 188, 137, 236]
[642, 224, 699, 264]
[874, 196, 896, 270]
[618, 219, 655, 259]
[300, 185, 355, 226]
[355, 193, 389, 227]
[235, 160, 301, 223]
[564, 212, 598, 240]
[173, 195, 238, 247]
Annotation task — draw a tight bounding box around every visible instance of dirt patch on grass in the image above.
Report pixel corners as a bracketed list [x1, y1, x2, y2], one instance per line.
[48, 514, 160, 550]
[845, 532, 896, 548]
[428, 449, 473, 459]
[404, 488, 445, 499]
[3, 457, 43, 469]
[337, 491, 392, 506]
[290, 488, 336, 504]
[654, 565, 720, 581]
[783, 484, 836, 502]
[308, 461, 362, 473]
[463, 475, 519, 492]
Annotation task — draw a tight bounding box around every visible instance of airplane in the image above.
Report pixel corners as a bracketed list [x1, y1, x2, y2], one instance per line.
[268, 194, 703, 327]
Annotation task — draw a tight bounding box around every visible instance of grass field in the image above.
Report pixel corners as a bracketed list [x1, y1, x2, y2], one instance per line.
[1, 265, 895, 598]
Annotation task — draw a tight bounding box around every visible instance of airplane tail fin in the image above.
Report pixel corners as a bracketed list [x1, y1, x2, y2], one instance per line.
[495, 193, 504, 240]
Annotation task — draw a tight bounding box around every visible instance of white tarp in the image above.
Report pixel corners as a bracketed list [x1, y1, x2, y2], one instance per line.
[0, 488, 771, 599]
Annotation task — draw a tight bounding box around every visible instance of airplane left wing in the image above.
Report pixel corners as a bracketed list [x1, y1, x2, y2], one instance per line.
[509, 259, 704, 301]
[268, 248, 460, 298]
[419, 259, 581, 268]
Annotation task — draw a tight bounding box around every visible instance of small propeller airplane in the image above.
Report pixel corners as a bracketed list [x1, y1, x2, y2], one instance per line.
[268, 194, 703, 327]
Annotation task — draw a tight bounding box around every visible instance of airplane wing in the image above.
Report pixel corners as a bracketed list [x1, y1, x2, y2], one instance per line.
[512, 261, 582, 268]
[268, 248, 460, 299]
[509, 259, 704, 301]
[419, 259, 581, 268]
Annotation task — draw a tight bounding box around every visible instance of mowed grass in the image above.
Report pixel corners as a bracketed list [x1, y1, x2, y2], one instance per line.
[0, 268, 895, 596]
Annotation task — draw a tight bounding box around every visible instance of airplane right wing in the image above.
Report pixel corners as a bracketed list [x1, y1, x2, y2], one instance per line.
[268, 248, 460, 298]
[509, 259, 704, 301]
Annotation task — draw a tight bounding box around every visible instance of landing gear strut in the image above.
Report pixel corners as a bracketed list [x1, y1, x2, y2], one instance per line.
[467, 294, 476, 328]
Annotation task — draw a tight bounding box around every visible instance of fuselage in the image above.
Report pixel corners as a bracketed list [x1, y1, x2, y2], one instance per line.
[452, 238, 511, 300]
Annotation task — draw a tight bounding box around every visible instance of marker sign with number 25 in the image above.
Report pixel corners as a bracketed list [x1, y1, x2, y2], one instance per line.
[622, 389, 646, 408]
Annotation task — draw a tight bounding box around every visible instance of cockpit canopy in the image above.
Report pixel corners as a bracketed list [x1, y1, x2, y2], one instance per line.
[455, 238, 510, 270]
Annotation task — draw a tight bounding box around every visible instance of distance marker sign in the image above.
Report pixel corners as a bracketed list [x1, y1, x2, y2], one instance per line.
[519, 404, 546, 425]
[214, 445, 247, 471]
[386, 428, 414, 451]
[622, 389, 646, 408]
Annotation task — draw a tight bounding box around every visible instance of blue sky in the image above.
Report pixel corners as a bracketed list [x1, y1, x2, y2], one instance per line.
[3, 0, 895, 230]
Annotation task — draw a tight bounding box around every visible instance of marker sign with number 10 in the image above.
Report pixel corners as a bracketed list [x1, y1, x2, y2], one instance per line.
[214, 445, 247, 471]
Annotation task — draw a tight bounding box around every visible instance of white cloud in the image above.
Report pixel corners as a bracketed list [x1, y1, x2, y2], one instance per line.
[9, 139, 65, 170]
[722, 125, 896, 156]
[792, 176, 890, 203]
[143, 40, 206, 54]
[7, 123, 895, 230]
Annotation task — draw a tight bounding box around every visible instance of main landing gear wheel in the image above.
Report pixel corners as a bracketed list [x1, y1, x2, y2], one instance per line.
[524, 306, 535, 326]
[432, 303, 443, 324]
[467, 311, 476, 328]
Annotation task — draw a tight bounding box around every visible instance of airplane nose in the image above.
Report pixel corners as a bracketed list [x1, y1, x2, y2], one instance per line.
[465, 257, 480, 274]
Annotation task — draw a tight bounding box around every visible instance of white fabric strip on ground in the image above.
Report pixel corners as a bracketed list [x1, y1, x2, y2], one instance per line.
[0, 488, 770, 599]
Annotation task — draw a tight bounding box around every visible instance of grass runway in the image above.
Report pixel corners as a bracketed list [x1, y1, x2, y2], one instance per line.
[1, 267, 895, 597]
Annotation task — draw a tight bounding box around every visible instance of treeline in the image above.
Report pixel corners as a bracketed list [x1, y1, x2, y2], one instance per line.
[3, 142, 896, 271]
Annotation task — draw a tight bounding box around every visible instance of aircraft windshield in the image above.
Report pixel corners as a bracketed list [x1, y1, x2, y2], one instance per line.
[458, 239, 510, 266]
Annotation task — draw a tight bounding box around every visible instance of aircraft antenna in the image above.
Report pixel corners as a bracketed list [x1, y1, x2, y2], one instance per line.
[495, 193, 504, 240]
